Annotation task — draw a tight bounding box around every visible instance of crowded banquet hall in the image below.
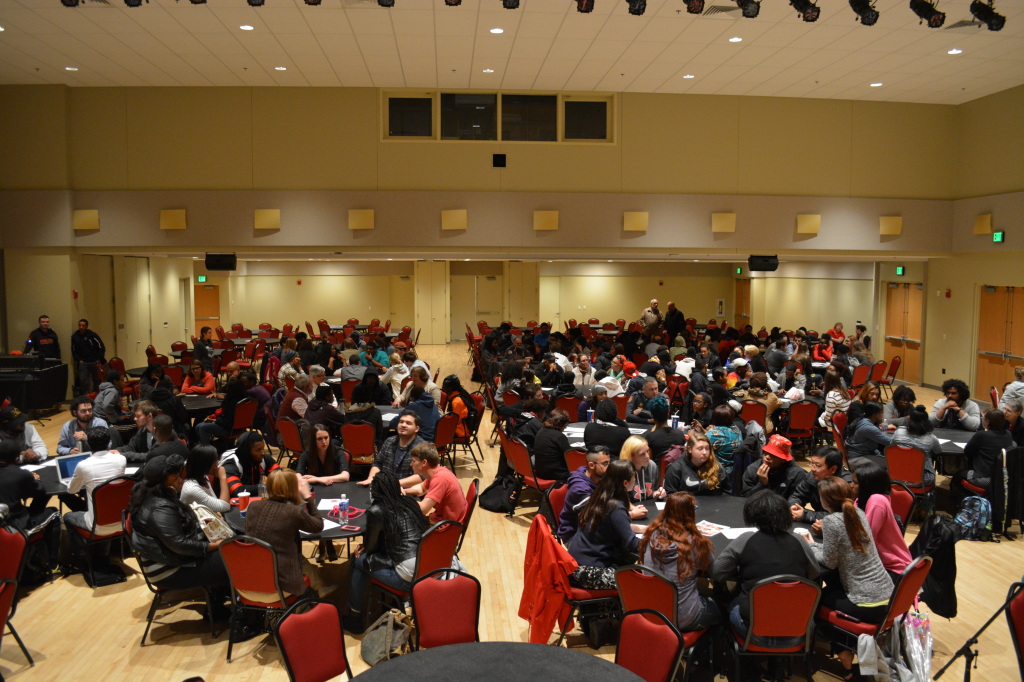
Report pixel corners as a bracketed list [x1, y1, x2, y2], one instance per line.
[1, 0, 1023, 680]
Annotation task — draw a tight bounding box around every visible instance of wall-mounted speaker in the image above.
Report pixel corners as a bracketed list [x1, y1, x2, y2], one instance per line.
[748, 255, 779, 272]
[205, 253, 237, 271]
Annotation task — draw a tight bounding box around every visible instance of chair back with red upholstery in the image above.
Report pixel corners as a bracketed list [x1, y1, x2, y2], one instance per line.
[413, 520, 463, 581]
[740, 401, 767, 429]
[612, 394, 628, 420]
[544, 483, 568, 535]
[0, 525, 27, 582]
[743, 576, 821, 653]
[282, 323, 294, 337]
[230, 399, 258, 434]
[831, 411, 849, 462]
[1006, 582, 1024, 679]
[276, 417, 304, 467]
[850, 363, 870, 389]
[433, 413, 460, 468]
[341, 422, 376, 465]
[79, 477, 135, 540]
[616, 610, 684, 682]
[284, 374, 295, 392]
[220, 535, 296, 661]
[455, 478, 479, 554]
[991, 386, 1000, 409]
[868, 360, 887, 385]
[220, 349, 239, 365]
[274, 599, 352, 681]
[164, 364, 185, 389]
[784, 401, 819, 440]
[411, 569, 481, 650]
[881, 356, 900, 384]
[501, 390, 521, 406]
[563, 448, 587, 473]
[615, 565, 679, 623]
[501, 433, 555, 498]
[890, 483, 916, 534]
[884, 445, 931, 492]
[340, 379, 360, 404]
[555, 395, 582, 417]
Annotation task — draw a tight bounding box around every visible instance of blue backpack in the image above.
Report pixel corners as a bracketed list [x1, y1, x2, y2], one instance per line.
[955, 496, 992, 541]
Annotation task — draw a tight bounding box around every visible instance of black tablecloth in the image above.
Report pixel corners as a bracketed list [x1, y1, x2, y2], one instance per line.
[352, 642, 642, 681]
[225, 480, 371, 540]
[180, 395, 223, 414]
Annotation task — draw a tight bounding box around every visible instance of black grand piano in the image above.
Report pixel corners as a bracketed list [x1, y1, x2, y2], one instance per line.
[0, 355, 67, 411]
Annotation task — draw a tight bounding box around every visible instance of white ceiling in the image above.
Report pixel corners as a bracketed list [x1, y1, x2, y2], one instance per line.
[0, 0, 1020, 104]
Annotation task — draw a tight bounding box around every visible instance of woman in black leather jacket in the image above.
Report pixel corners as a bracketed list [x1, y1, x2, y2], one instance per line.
[345, 468, 428, 631]
[128, 454, 229, 594]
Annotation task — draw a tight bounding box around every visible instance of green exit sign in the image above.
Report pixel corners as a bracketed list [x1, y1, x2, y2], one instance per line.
[993, 231, 1005, 243]
[895, 266, 904, 276]
[735, 267, 743, 275]
[197, 275, 207, 283]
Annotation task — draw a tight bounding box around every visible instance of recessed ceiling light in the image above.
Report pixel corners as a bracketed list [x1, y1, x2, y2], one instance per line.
[870, 82, 883, 87]
[65, 67, 78, 71]
[683, 74, 695, 79]
[464, 258, 470, 261]
[547, 260, 553, 263]
[482, 68, 494, 73]
[607, 260, 613, 263]
[240, 25, 254, 31]
[0, 26, 5, 32]
[387, 258, 393, 261]
[275, 66, 287, 71]
[490, 27, 504, 34]
[948, 48, 963, 54]
[729, 36, 743, 43]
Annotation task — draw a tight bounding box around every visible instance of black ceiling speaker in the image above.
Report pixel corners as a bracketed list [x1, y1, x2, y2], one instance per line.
[748, 255, 779, 272]
[205, 253, 237, 271]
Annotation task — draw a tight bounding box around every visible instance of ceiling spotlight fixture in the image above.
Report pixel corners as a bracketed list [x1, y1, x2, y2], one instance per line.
[275, 66, 287, 71]
[490, 28, 504, 34]
[626, 0, 646, 14]
[303, 0, 322, 5]
[576, 0, 595, 11]
[240, 25, 254, 30]
[969, 0, 1005, 31]
[909, 0, 945, 28]
[502, 0, 520, 7]
[870, 82, 883, 86]
[61, 0, 79, 6]
[729, 36, 743, 42]
[124, 0, 143, 7]
[65, 66, 78, 71]
[378, 0, 394, 6]
[948, 47, 962, 54]
[189, 0, 207, 4]
[790, 0, 820, 21]
[683, 74, 695, 79]
[684, 0, 705, 13]
[736, 0, 760, 18]
[848, 0, 879, 25]
[444, 0, 462, 5]
[482, 68, 494, 73]
[247, 0, 265, 6]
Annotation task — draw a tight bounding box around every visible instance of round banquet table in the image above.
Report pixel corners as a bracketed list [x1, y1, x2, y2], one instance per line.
[351, 642, 642, 681]
[224, 479, 371, 540]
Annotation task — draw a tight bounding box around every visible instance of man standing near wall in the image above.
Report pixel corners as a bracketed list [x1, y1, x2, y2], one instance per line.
[70, 319, 106, 395]
[25, 314, 61, 359]
[640, 299, 663, 339]
[663, 302, 685, 343]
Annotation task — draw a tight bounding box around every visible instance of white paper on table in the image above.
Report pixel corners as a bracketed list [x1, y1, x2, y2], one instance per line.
[317, 498, 343, 511]
[655, 501, 666, 510]
[696, 520, 729, 536]
[23, 462, 54, 472]
[125, 467, 139, 476]
[569, 441, 584, 448]
[720, 527, 758, 540]
[628, 427, 649, 435]
[936, 438, 951, 444]
[953, 442, 968, 448]
[302, 519, 340, 536]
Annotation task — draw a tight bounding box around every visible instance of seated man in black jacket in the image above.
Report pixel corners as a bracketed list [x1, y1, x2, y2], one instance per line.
[740, 434, 804, 500]
[787, 446, 852, 529]
[626, 377, 661, 426]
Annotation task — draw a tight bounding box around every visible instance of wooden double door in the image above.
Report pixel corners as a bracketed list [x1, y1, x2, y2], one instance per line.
[883, 283, 923, 384]
[976, 285, 1024, 399]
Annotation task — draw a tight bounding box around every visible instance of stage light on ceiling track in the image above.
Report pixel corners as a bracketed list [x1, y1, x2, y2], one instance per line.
[304, 0, 322, 5]
[684, 0, 705, 13]
[502, 0, 520, 7]
[189, 0, 207, 4]
[125, 0, 143, 6]
[849, 0, 879, 25]
[61, 0, 79, 6]
[445, 0, 462, 5]
[577, 0, 595, 11]
[378, 0, 394, 6]
[970, 0, 1005, 30]
[909, 0, 945, 27]
[790, 0, 820, 21]
[247, 0, 265, 6]
[736, 0, 760, 17]
[626, 0, 647, 14]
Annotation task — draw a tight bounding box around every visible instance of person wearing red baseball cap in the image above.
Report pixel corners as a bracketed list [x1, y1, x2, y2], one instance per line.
[740, 434, 805, 499]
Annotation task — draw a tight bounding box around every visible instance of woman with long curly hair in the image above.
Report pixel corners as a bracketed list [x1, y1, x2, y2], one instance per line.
[664, 432, 726, 495]
[639, 492, 722, 630]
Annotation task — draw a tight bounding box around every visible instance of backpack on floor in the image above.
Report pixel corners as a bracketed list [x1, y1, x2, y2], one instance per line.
[954, 496, 992, 541]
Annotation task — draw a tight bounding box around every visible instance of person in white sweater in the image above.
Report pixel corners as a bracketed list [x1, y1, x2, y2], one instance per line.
[179, 445, 230, 514]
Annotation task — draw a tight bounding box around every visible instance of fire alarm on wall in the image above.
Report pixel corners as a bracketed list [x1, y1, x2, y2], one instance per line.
[297, 280, 302, 286]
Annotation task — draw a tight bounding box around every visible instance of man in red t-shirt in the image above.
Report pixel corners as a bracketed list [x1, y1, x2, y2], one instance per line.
[405, 443, 466, 526]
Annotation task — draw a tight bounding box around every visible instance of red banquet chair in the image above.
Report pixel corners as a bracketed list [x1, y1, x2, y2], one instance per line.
[732, 575, 821, 682]
[410, 569, 481, 650]
[616, 610, 687, 682]
[274, 599, 353, 681]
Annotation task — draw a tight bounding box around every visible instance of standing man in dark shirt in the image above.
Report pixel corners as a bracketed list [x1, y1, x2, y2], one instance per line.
[25, 314, 61, 359]
[663, 301, 685, 343]
[70, 319, 106, 395]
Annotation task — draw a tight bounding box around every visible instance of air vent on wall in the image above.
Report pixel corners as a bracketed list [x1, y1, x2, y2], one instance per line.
[704, 5, 741, 15]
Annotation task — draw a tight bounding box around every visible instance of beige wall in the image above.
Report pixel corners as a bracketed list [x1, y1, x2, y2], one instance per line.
[1, 84, 1020, 199]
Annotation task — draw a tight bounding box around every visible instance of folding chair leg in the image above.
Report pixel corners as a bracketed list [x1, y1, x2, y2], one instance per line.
[7, 622, 34, 665]
[554, 604, 578, 647]
[141, 593, 162, 646]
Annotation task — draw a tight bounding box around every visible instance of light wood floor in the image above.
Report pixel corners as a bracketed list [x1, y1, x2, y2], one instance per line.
[2, 343, 1021, 681]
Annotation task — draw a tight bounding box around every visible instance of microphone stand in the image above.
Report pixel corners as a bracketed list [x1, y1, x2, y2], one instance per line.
[934, 582, 1022, 681]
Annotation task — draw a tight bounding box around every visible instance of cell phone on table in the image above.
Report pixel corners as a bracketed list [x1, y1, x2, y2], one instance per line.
[341, 525, 360, 531]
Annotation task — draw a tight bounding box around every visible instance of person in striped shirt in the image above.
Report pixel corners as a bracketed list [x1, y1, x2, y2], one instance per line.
[220, 430, 279, 496]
